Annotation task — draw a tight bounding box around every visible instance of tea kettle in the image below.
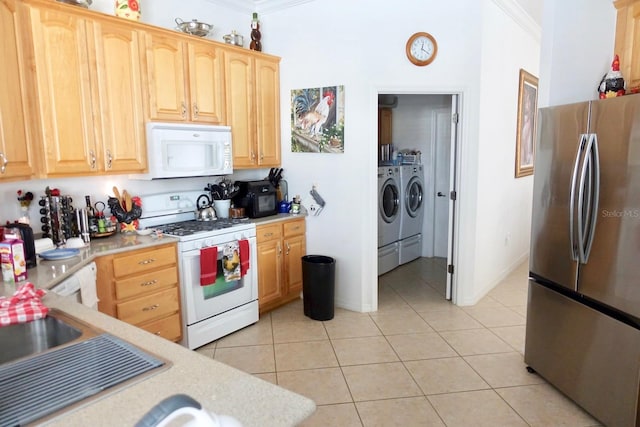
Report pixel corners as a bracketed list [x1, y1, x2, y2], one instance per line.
[196, 194, 217, 221]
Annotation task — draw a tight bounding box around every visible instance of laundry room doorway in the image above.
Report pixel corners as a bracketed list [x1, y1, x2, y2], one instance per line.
[377, 92, 460, 302]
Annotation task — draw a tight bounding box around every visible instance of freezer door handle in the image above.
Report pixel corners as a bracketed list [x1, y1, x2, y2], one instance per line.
[569, 134, 588, 261]
[578, 133, 600, 264]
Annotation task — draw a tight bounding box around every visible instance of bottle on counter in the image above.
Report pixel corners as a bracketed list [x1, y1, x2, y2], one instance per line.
[85, 196, 98, 234]
[250, 12, 262, 52]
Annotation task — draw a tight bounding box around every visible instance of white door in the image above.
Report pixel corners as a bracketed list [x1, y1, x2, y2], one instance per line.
[432, 96, 459, 300]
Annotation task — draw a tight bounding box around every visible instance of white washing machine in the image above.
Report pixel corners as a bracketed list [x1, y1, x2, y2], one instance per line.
[399, 164, 425, 264]
[378, 166, 401, 247]
[378, 166, 401, 275]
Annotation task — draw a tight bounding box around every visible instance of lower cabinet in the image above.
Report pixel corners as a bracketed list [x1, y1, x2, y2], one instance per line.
[256, 218, 306, 314]
[96, 242, 182, 342]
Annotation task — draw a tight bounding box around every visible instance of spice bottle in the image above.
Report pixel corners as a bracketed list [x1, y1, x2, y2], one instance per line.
[250, 12, 262, 52]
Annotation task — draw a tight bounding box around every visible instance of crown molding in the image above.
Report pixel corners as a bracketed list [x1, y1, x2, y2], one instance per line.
[491, 0, 541, 42]
[204, 0, 314, 15]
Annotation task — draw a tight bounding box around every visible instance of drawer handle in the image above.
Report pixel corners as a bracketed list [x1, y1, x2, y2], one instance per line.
[286, 243, 290, 255]
[264, 232, 273, 237]
[142, 304, 160, 312]
[138, 258, 156, 265]
[141, 279, 158, 287]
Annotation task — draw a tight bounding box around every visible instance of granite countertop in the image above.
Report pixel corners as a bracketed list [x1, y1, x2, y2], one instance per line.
[2, 229, 315, 426]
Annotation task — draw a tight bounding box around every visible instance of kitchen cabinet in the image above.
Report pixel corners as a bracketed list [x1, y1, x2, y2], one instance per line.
[615, 0, 640, 92]
[21, 0, 147, 176]
[224, 49, 281, 168]
[143, 29, 225, 124]
[0, 0, 35, 181]
[96, 243, 182, 342]
[256, 218, 306, 314]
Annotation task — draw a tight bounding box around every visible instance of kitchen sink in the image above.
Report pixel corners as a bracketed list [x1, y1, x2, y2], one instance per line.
[0, 309, 89, 365]
[0, 309, 170, 426]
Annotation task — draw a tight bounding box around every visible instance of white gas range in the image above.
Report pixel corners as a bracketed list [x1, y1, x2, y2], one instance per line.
[138, 191, 258, 350]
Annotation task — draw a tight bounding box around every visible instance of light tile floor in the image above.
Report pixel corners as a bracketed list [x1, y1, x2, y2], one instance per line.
[195, 257, 602, 426]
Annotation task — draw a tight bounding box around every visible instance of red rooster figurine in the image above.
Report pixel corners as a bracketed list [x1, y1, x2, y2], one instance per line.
[598, 54, 626, 99]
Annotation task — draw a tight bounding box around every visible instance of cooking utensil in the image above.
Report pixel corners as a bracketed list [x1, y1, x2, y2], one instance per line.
[196, 194, 216, 221]
[175, 18, 213, 37]
[123, 190, 132, 211]
[223, 30, 244, 47]
[112, 186, 121, 204]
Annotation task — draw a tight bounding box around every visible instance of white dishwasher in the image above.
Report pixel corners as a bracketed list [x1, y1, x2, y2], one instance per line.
[50, 262, 98, 309]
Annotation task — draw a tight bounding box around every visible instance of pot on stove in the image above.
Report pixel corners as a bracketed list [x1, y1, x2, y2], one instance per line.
[196, 194, 217, 221]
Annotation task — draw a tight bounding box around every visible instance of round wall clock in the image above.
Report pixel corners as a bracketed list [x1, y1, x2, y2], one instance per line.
[406, 32, 438, 66]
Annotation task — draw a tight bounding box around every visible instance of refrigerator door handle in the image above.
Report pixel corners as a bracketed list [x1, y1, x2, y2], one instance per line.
[577, 133, 600, 264]
[583, 133, 600, 263]
[569, 134, 588, 261]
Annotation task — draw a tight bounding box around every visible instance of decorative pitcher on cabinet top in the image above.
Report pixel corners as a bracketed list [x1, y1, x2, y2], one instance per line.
[114, 0, 141, 21]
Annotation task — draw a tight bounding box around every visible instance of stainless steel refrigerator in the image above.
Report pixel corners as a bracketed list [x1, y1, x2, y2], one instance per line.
[526, 94, 640, 427]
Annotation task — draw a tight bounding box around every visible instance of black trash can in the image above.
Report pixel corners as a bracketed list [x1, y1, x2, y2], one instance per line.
[302, 255, 336, 321]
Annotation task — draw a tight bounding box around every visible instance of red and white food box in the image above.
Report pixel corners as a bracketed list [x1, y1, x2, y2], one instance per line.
[1, 239, 28, 283]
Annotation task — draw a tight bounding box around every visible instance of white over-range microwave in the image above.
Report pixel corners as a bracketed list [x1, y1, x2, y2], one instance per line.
[131, 122, 233, 179]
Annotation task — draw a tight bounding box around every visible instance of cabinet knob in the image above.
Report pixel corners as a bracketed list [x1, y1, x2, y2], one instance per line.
[89, 150, 96, 169]
[193, 103, 199, 119]
[0, 152, 7, 174]
[140, 279, 158, 287]
[181, 102, 187, 119]
[277, 242, 282, 255]
[286, 242, 290, 255]
[106, 149, 113, 169]
[142, 303, 160, 312]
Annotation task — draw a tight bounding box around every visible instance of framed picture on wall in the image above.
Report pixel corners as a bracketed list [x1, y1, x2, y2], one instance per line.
[515, 69, 538, 178]
[291, 85, 345, 153]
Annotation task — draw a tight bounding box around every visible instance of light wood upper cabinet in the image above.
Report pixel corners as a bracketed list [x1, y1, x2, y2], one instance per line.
[0, 0, 34, 181]
[224, 49, 281, 168]
[615, 0, 640, 92]
[89, 19, 147, 173]
[144, 30, 225, 124]
[22, 0, 146, 176]
[188, 40, 226, 124]
[25, 5, 98, 176]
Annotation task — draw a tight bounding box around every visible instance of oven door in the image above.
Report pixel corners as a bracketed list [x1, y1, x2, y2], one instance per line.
[181, 237, 257, 325]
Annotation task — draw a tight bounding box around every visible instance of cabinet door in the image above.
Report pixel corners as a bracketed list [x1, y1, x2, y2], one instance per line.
[224, 50, 255, 167]
[144, 31, 188, 121]
[284, 234, 305, 296]
[255, 56, 281, 167]
[89, 19, 146, 173]
[188, 41, 225, 124]
[615, 1, 640, 89]
[257, 239, 283, 310]
[27, 5, 97, 176]
[378, 108, 393, 145]
[0, 0, 34, 180]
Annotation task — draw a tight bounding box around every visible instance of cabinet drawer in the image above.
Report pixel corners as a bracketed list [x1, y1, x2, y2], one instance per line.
[117, 287, 180, 325]
[138, 313, 182, 342]
[113, 245, 176, 278]
[283, 219, 305, 237]
[114, 266, 178, 300]
[257, 223, 282, 243]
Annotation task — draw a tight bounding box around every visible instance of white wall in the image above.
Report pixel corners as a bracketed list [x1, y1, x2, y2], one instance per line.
[538, 0, 616, 107]
[467, 0, 541, 303]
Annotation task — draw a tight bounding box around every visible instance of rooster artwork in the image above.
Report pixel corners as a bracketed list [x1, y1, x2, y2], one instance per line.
[291, 85, 345, 153]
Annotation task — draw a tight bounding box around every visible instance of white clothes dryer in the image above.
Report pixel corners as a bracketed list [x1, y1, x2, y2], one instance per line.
[378, 166, 401, 248]
[399, 165, 425, 264]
